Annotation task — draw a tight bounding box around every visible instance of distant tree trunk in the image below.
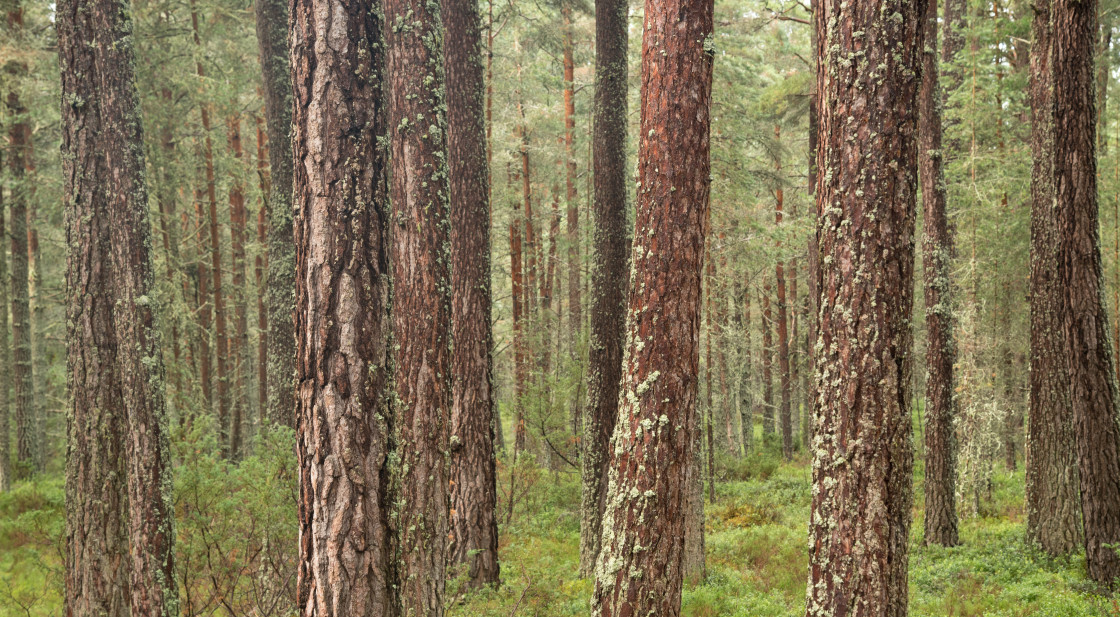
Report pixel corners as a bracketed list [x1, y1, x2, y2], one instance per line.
[6, 4, 34, 474]
[59, 1, 179, 614]
[1098, 12, 1112, 154]
[579, 0, 630, 574]
[254, 0, 295, 429]
[0, 157, 9, 492]
[589, 0, 713, 610]
[385, 0, 452, 610]
[705, 252, 715, 503]
[290, 1, 398, 613]
[227, 115, 249, 457]
[717, 280, 736, 455]
[444, 0, 500, 587]
[739, 281, 754, 455]
[1026, 0, 1081, 559]
[29, 196, 45, 467]
[760, 284, 775, 436]
[192, 188, 213, 411]
[189, 4, 230, 453]
[509, 167, 528, 457]
[563, 0, 582, 354]
[919, 0, 960, 549]
[774, 125, 792, 461]
[253, 116, 269, 422]
[805, 0, 923, 615]
[1052, 0, 1120, 588]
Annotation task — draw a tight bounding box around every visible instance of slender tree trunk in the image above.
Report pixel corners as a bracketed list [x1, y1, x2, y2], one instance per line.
[444, 0, 500, 587]
[60, 1, 179, 614]
[1052, 0, 1120, 588]
[774, 125, 792, 460]
[705, 251, 715, 503]
[563, 1, 582, 353]
[920, 0, 960, 548]
[291, 1, 398, 613]
[0, 156, 9, 491]
[28, 192, 45, 467]
[509, 167, 528, 457]
[385, 0, 453, 610]
[192, 188, 213, 411]
[760, 284, 775, 436]
[590, 0, 713, 610]
[579, 0, 630, 574]
[740, 280, 754, 455]
[805, 0, 923, 615]
[6, 4, 34, 474]
[227, 115, 249, 457]
[189, 3, 231, 452]
[253, 116, 269, 422]
[254, 0, 295, 429]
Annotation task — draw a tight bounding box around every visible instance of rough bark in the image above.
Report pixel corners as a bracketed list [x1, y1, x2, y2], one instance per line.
[384, 0, 453, 611]
[1052, 0, 1120, 588]
[290, 2, 398, 614]
[227, 115, 249, 457]
[563, 0, 582, 351]
[444, 0, 500, 587]
[254, 116, 269, 421]
[509, 167, 528, 456]
[1026, 0, 1082, 558]
[6, 3, 34, 474]
[59, 1, 179, 614]
[579, 0, 630, 576]
[919, 0, 960, 548]
[589, 0, 713, 610]
[254, 0, 296, 428]
[774, 125, 792, 460]
[805, 0, 923, 614]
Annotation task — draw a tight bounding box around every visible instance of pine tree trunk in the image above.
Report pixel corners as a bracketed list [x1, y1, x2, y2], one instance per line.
[444, 0, 500, 587]
[774, 125, 792, 460]
[805, 0, 923, 614]
[589, 0, 713, 610]
[60, 2, 179, 614]
[739, 281, 754, 455]
[509, 166, 528, 456]
[705, 252, 715, 503]
[563, 1, 582, 354]
[1027, 0, 1081, 558]
[253, 116, 269, 422]
[254, 0, 296, 429]
[227, 115, 249, 457]
[192, 188, 214, 411]
[29, 197, 45, 467]
[6, 4, 34, 474]
[919, 0, 960, 548]
[290, 2, 398, 613]
[760, 284, 775, 436]
[384, 0, 452, 610]
[1052, 0, 1120, 588]
[0, 156, 9, 492]
[579, 0, 630, 574]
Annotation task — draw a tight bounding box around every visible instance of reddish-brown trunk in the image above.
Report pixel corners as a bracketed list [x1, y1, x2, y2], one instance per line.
[226, 115, 248, 458]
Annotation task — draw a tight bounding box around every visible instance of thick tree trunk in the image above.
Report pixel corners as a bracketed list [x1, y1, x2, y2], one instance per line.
[1026, 0, 1082, 558]
[444, 0, 500, 588]
[805, 0, 923, 615]
[760, 284, 775, 436]
[579, 0, 630, 575]
[291, 2, 398, 614]
[59, 2, 179, 614]
[254, 0, 295, 428]
[919, 0, 960, 548]
[589, 0, 713, 610]
[6, 4, 34, 474]
[1052, 0, 1120, 588]
[384, 0, 452, 611]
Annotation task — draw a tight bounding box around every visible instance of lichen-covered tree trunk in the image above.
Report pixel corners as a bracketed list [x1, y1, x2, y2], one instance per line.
[253, 117, 269, 422]
[760, 284, 775, 436]
[291, 1, 398, 613]
[192, 188, 214, 411]
[59, 1, 179, 614]
[384, 0, 452, 611]
[578, 0, 629, 576]
[739, 281, 754, 455]
[0, 158, 9, 492]
[444, 0, 500, 588]
[919, 0, 960, 549]
[805, 0, 923, 614]
[7, 3, 34, 474]
[509, 169, 528, 456]
[562, 0, 582, 354]
[253, 0, 295, 429]
[1026, 0, 1081, 557]
[1052, 0, 1120, 588]
[589, 0, 713, 610]
[227, 115, 249, 457]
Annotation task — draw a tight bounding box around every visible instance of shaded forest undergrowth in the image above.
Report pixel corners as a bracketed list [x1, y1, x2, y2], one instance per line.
[1, 424, 1118, 617]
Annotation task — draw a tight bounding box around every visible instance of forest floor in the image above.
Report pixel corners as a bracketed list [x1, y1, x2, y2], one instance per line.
[1, 430, 1118, 616]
